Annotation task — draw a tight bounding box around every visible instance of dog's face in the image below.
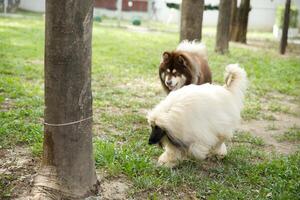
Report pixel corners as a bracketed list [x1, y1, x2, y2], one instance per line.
[148, 125, 166, 145]
[159, 52, 191, 92]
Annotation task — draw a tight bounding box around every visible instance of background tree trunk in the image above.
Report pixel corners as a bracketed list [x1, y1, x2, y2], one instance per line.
[215, 0, 232, 54]
[230, 0, 250, 43]
[230, 0, 237, 31]
[280, 0, 291, 54]
[32, 0, 99, 199]
[180, 0, 204, 41]
[1, 0, 20, 13]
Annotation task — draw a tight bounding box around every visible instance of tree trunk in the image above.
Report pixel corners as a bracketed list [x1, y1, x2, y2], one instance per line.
[180, 0, 204, 42]
[215, 0, 232, 54]
[32, 0, 99, 199]
[230, 0, 237, 39]
[230, 0, 250, 43]
[238, 0, 250, 43]
[6, 0, 20, 13]
[280, 0, 291, 54]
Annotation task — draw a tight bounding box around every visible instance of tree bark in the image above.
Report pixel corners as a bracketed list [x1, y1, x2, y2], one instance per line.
[280, 0, 291, 54]
[6, 0, 20, 13]
[230, 0, 237, 39]
[215, 0, 232, 54]
[32, 0, 99, 199]
[230, 0, 250, 43]
[180, 0, 204, 42]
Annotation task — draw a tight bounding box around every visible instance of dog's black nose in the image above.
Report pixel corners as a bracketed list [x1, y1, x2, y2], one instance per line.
[148, 140, 154, 145]
[166, 80, 172, 86]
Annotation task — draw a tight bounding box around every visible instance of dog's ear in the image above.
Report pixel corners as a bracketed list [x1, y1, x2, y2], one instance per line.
[162, 52, 171, 63]
[177, 54, 188, 67]
[148, 125, 166, 145]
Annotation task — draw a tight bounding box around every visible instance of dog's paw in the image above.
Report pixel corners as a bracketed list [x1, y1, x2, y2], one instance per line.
[216, 154, 226, 160]
[157, 159, 177, 168]
[214, 143, 227, 159]
[158, 154, 178, 168]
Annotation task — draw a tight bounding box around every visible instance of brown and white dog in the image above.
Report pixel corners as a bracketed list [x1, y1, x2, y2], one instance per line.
[159, 40, 212, 93]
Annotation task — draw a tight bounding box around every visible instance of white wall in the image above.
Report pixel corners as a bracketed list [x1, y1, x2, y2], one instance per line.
[19, 0, 45, 12]
[202, 0, 300, 30]
[153, 0, 180, 23]
[248, 0, 300, 30]
[94, 8, 149, 20]
[160, 0, 300, 30]
[19, 0, 300, 30]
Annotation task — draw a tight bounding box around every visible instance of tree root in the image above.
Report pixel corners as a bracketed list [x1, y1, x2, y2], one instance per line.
[29, 166, 100, 200]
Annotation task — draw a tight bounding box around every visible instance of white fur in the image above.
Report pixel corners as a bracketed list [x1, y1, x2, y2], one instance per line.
[176, 40, 207, 60]
[160, 72, 165, 80]
[148, 64, 247, 167]
[165, 74, 186, 91]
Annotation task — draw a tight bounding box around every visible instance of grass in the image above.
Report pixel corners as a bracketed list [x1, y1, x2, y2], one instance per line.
[1, 14, 300, 199]
[0, 174, 15, 199]
[268, 102, 291, 114]
[241, 95, 262, 120]
[266, 123, 279, 131]
[275, 126, 300, 143]
[94, 139, 300, 199]
[233, 131, 265, 146]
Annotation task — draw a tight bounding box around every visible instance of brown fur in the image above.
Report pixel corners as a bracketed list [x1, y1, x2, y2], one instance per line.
[159, 50, 212, 93]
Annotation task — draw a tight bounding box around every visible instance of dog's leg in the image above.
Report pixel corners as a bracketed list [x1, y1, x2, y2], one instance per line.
[213, 142, 227, 159]
[158, 142, 185, 168]
[188, 143, 210, 160]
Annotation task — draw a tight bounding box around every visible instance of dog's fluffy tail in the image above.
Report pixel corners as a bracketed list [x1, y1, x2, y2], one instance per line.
[224, 64, 248, 99]
[176, 40, 207, 59]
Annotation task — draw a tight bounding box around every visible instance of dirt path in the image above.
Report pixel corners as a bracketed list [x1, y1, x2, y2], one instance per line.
[0, 146, 38, 200]
[238, 93, 300, 154]
[94, 170, 131, 200]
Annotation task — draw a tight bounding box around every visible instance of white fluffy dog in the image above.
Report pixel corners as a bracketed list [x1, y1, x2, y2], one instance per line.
[147, 64, 247, 167]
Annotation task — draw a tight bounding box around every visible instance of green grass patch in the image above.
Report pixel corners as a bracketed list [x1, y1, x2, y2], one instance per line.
[275, 126, 300, 143]
[261, 113, 277, 121]
[266, 123, 279, 131]
[0, 174, 15, 200]
[233, 131, 265, 146]
[241, 97, 262, 120]
[267, 102, 291, 114]
[94, 138, 299, 199]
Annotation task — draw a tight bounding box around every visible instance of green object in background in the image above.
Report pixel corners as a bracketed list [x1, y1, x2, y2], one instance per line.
[276, 5, 298, 28]
[132, 16, 141, 26]
[94, 16, 102, 22]
[166, 3, 218, 10]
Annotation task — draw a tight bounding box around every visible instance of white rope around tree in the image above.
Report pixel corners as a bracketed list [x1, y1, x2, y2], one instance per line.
[44, 116, 93, 127]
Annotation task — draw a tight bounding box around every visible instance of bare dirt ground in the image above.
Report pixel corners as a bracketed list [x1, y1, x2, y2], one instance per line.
[238, 93, 300, 154]
[233, 37, 300, 57]
[238, 115, 299, 154]
[0, 146, 38, 199]
[95, 170, 131, 200]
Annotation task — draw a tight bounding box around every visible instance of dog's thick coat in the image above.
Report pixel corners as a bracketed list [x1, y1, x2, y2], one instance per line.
[159, 40, 212, 93]
[148, 64, 247, 167]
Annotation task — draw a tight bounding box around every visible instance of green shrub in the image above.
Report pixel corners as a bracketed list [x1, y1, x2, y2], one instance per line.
[93, 16, 102, 22]
[276, 5, 298, 28]
[132, 16, 141, 26]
